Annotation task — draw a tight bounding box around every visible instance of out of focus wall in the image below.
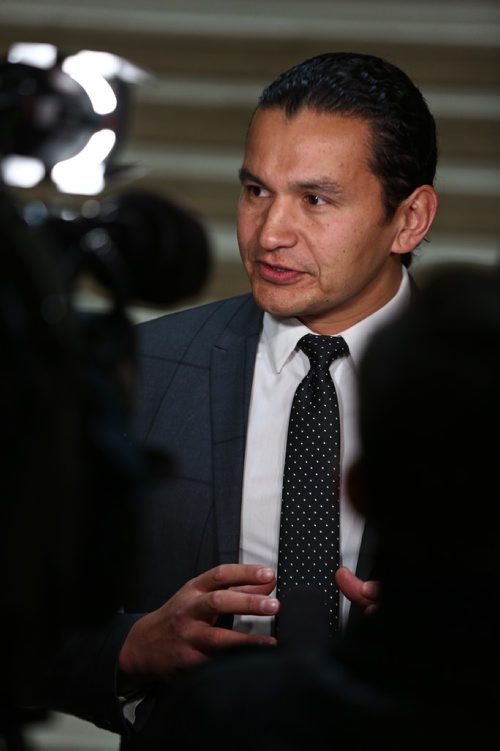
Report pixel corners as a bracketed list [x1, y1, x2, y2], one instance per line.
[1, 0, 499, 314]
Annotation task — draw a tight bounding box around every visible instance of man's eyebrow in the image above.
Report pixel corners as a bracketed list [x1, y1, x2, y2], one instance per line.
[238, 167, 267, 187]
[292, 179, 345, 197]
[238, 169, 345, 198]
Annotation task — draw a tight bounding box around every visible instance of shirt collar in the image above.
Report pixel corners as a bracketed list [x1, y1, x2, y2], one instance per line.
[262, 267, 412, 373]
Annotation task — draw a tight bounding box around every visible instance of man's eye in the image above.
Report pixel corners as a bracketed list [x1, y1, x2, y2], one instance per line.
[306, 194, 327, 206]
[245, 185, 268, 198]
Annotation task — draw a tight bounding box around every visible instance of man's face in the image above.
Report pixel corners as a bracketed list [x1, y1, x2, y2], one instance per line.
[237, 107, 406, 334]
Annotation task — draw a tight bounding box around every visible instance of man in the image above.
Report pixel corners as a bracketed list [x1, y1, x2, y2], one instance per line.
[155, 263, 500, 750]
[47, 51, 438, 743]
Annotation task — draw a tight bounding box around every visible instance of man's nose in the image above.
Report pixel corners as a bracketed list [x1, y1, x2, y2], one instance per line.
[258, 198, 297, 250]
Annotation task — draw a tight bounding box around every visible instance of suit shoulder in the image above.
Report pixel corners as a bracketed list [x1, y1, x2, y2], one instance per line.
[135, 294, 260, 360]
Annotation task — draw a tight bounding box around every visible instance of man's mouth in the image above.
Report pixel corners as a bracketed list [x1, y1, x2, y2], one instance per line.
[256, 260, 305, 283]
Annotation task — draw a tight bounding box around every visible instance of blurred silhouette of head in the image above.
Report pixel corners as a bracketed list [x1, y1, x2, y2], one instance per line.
[355, 263, 500, 622]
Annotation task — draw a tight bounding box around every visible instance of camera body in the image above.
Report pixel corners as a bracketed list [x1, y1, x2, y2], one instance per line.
[0, 43, 211, 730]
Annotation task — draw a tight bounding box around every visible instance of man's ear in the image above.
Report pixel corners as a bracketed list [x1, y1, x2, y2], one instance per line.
[391, 185, 438, 255]
[347, 458, 366, 517]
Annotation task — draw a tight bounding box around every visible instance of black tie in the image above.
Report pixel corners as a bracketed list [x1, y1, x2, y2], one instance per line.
[276, 333, 349, 639]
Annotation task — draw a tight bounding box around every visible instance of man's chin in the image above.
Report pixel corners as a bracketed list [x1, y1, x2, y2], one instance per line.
[252, 292, 303, 320]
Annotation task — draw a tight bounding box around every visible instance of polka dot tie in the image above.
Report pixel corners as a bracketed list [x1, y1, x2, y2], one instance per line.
[277, 333, 349, 636]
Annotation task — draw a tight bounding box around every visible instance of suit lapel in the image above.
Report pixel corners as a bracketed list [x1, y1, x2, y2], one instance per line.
[211, 297, 263, 563]
[355, 519, 377, 581]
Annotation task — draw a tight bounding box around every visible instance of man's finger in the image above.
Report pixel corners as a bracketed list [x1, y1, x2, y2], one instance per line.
[200, 588, 280, 619]
[199, 564, 275, 592]
[336, 565, 378, 606]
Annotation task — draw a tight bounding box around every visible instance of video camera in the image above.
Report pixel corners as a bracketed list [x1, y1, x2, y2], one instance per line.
[0, 41, 211, 734]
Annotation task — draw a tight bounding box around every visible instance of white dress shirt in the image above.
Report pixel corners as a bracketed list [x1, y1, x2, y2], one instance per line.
[234, 268, 411, 634]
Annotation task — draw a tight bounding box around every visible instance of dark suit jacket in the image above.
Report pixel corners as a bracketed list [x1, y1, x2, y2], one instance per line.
[134, 292, 376, 603]
[46, 292, 376, 742]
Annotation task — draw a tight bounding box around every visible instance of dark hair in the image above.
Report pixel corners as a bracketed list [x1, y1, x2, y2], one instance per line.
[258, 52, 438, 265]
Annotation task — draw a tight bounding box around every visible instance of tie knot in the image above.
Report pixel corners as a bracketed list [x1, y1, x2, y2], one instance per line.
[298, 333, 349, 369]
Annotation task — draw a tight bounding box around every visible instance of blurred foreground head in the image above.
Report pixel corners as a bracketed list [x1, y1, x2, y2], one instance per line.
[357, 263, 500, 610]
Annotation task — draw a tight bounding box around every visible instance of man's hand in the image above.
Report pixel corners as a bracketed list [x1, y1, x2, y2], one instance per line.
[335, 566, 379, 615]
[118, 564, 278, 683]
